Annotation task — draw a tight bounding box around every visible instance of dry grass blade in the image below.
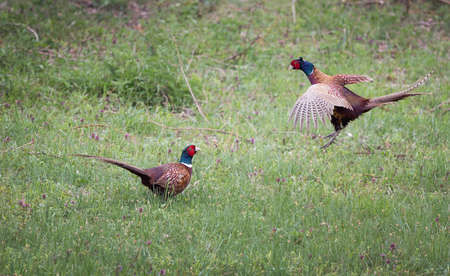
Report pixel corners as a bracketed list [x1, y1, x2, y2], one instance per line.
[167, 28, 210, 125]
[29, 151, 61, 159]
[292, 0, 296, 24]
[71, 124, 134, 138]
[6, 22, 39, 41]
[225, 34, 261, 62]
[72, 124, 110, 129]
[429, 99, 450, 113]
[1, 139, 36, 153]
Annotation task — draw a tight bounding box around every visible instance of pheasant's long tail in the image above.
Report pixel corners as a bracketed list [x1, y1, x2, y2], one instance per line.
[367, 68, 435, 108]
[71, 154, 151, 181]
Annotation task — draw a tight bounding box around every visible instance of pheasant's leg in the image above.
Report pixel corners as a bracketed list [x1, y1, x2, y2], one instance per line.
[323, 132, 336, 139]
[320, 130, 341, 149]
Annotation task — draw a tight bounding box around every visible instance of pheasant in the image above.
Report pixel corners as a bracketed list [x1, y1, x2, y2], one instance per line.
[288, 57, 434, 149]
[72, 145, 200, 196]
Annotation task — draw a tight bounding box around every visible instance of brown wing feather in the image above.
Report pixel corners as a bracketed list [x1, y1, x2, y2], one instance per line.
[311, 84, 354, 110]
[149, 163, 190, 188]
[289, 84, 354, 132]
[333, 74, 374, 85]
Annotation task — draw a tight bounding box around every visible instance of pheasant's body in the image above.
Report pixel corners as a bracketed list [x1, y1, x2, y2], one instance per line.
[144, 163, 192, 195]
[309, 68, 372, 128]
[72, 145, 199, 196]
[289, 57, 434, 148]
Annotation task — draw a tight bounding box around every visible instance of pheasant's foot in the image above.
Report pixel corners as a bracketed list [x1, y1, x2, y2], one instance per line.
[323, 132, 336, 139]
[320, 130, 341, 149]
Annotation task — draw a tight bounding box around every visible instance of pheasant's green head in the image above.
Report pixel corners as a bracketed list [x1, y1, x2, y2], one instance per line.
[290, 57, 314, 76]
[179, 145, 200, 166]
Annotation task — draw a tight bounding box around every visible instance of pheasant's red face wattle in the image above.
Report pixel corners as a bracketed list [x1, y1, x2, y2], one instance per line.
[187, 145, 196, 156]
[291, 60, 300, 70]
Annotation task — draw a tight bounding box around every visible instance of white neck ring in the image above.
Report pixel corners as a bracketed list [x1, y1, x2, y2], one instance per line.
[181, 162, 192, 168]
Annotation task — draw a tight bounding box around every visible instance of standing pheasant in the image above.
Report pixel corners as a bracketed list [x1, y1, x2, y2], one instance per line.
[72, 145, 200, 196]
[288, 57, 434, 148]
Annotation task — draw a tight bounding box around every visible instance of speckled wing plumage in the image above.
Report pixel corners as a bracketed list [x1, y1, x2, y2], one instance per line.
[333, 74, 374, 85]
[145, 163, 191, 195]
[289, 84, 353, 131]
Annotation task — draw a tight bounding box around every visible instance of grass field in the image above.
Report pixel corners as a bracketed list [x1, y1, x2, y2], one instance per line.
[1, 0, 450, 274]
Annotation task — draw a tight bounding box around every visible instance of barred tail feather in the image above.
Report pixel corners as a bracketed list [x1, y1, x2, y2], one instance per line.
[368, 68, 435, 107]
[71, 154, 150, 180]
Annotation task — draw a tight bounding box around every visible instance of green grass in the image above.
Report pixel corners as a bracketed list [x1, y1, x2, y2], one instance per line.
[1, 0, 450, 274]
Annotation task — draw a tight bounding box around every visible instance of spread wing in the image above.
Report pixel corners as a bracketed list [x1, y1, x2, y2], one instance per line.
[288, 84, 353, 132]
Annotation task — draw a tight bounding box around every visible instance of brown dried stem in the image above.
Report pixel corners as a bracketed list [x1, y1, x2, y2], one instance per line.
[1, 139, 35, 153]
[225, 34, 261, 62]
[6, 22, 39, 41]
[72, 124, 110, 129]
[29, 151, 61, 159]
[71, 124, 134, 138]
[167, 28, 210, 125]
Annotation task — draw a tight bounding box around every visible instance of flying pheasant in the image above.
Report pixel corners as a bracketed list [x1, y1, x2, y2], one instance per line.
[72, 145, 200, 196]
[288, 57, 434, 148]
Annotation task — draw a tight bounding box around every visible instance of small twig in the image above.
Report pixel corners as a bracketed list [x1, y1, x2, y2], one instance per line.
[37, 51, 56, 57]
[292, 0, 296, 24]
[339, 0, 385, 6]
[72, 124, 134, 138]
[239, 114, 258, 135]
[162, 199, 173, 210]
[212, 58, 254, 68]
[225, 34, 261, 61]
[437, 99, 450, 109]
[29, 151, 61, 159]
[277, 131, 304, 135]
[444, 172, 450, 181]
[242, 5, 256, 53]
[185, 44, 198, 72]
[261, 15, 279, 41]
[0, 2, 7, 8]
[359, 141, 372, 152]
[162, 56, 180, 67]
[148, 120, 252, 143]
[430, 99, 450, 113]
[362, 174, 382, 178]
[72, 124, 110, 129]
[75, 45, 84, 61]
[213, 138, 222, 150]
[440, 108, 450, 115]
[437, 0, 450, 5]
[190, 180, 200, 190]
[6, 22, 39, 41]
[1, 139, 35, 153]
[167, 28, 210, 125]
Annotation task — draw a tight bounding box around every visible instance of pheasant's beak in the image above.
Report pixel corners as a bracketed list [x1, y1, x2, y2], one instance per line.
[288, 65, 293, 70]
[195, 147, 201, 152]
